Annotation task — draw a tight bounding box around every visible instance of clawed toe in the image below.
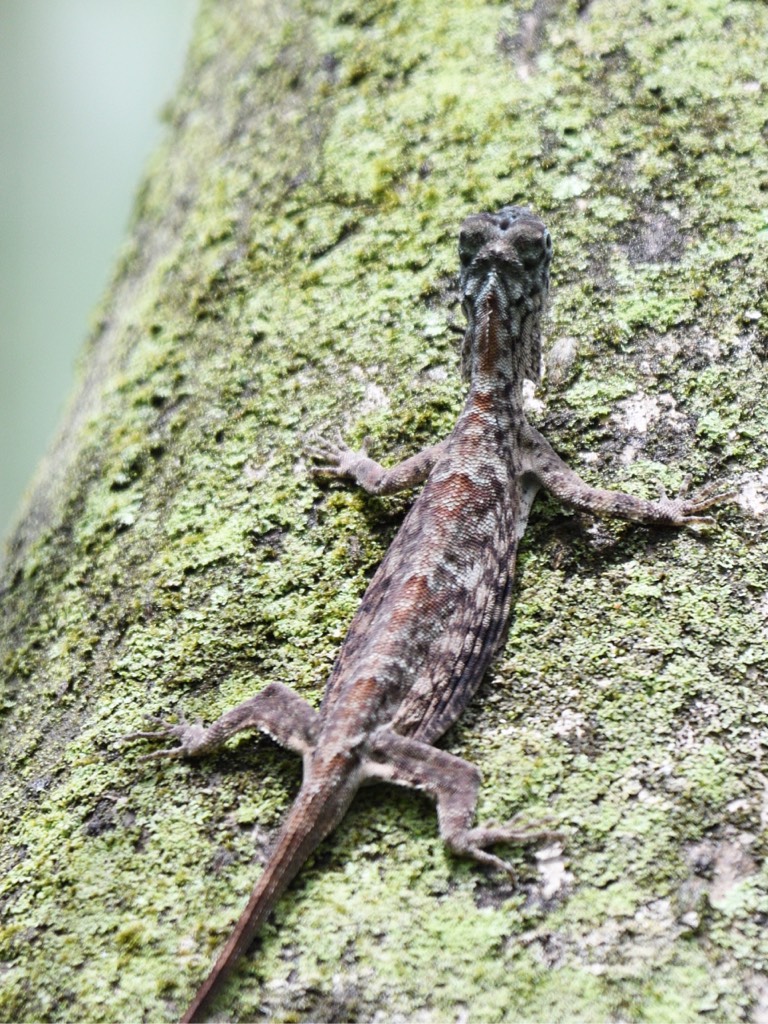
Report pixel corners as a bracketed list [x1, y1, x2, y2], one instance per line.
[484, 821, 564, 847]
[119, 715, 182, 742]
[451, 817, 564, 878]
[689, 489, 737, 513]
[119, 729, 168, 743]
[676, 474, 693, 499]
[498, 826, 565, 845]
[679, 488, 736, 531]
[680, 514, 716, 532]
[305, 430, 368, 479]
[307, 439, 345, 459]
[306, 435, 351, 476]
[117, 713, 204, 761]
[656, 475, 737, 531]
[680, 477, 736, 511]
[136, 746, 185, 763]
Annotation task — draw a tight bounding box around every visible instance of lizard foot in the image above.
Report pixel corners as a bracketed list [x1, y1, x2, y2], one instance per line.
[306, 430, 369, 479]
[447, 817, 564, 879]
[658, 475, 737, 531]
[118, 714, 211, 761]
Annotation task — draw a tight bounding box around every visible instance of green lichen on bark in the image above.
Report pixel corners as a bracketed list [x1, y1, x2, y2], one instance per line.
[1, 0, 767, 1020]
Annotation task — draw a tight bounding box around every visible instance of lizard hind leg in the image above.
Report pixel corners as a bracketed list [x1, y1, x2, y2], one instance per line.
[366, 729, 560, 877]
[118, 681, 319, 761]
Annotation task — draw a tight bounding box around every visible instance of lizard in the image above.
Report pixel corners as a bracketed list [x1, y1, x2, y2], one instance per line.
[122, 205, 730, 1023]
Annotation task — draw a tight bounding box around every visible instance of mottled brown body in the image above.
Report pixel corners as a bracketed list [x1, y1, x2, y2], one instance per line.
[323, 394, 524, 744]
[123, 208, 730, 1022]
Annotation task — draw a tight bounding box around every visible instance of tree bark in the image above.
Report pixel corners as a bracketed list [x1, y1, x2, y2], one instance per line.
[2, 0, 768, 1020]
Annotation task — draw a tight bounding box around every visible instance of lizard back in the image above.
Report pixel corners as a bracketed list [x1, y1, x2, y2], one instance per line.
[321, 384, 533, 745]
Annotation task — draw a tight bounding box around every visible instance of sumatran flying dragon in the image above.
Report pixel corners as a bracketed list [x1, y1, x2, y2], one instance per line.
[123, 206, 730, 1021]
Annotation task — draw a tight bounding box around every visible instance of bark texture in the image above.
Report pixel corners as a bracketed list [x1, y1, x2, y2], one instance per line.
[2, 0, 768, 1020]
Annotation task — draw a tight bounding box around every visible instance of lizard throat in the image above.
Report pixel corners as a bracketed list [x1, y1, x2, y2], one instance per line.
[470, 281, 532, 385]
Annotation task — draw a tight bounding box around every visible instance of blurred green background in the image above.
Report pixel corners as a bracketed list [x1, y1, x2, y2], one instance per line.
[0, 0, 197, 542]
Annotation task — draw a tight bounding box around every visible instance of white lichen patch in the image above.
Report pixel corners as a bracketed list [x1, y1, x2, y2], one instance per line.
[734, 469, 768, 518]
[544, 334, 579, 385]
[612, 391, 687, 463]
[359, 381, 389, 416]
[536, 843, 571, 900]
[708, 837, 759, 906]
[551, 708, 588, 741]
[613, 391, 686, 435]
[522, 378, 546, 417]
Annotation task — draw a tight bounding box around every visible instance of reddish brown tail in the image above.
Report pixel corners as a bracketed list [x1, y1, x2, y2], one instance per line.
[181, 772, 357, 1023]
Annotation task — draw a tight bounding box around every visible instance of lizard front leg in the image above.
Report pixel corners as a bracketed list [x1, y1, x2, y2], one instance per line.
[526, 426, 734, 528]
[366, 729, 560, 876]
[308, 432, 446, 495]
[120, 681, 319, 761]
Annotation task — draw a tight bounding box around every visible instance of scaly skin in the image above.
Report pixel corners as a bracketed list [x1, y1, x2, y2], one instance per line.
[123, 206, 732, 1022]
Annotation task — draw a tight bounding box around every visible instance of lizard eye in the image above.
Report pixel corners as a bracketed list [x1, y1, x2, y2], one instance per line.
[458, 227, 487, 266]
[517, 232, 552, 268]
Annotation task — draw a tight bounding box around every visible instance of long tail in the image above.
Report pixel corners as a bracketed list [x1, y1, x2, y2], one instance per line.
[182, 769, 357, 1023]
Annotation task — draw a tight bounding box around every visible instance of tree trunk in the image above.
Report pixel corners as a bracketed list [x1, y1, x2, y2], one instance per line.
[2, 0, 767, 1020]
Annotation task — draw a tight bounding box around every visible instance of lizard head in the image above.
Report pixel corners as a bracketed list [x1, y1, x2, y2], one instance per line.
[458, 206, 552, 384]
